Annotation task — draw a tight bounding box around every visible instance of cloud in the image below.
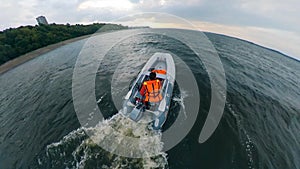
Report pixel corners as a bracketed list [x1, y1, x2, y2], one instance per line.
[78, 0, 134, 11]
[129, 0, 140, 3]
[136, 0, 204, 8]
[0, 0, 39, 29]
[193, 21, 300, 59]
[0, 0, 137, 29]
[237, 0, 300, 31]
[1, 0, 299, 31]
[128, 0, 300, 32]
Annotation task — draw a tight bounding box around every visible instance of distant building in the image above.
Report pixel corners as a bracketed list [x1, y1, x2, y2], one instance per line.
[36, 16, 48, 25]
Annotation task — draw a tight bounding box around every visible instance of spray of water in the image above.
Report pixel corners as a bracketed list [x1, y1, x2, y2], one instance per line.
[39, 113, 168, 169]
[172, 89, 189, 119]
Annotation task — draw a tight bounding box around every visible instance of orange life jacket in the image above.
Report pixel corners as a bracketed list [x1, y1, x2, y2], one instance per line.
[152, 69, 166, 75]
[143, 79, 162, 102]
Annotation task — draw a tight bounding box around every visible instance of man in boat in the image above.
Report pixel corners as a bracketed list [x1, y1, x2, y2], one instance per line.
[138, 70, 166, 109]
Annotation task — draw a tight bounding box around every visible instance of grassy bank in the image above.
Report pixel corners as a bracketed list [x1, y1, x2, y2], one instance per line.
[0, 23, 128, 65]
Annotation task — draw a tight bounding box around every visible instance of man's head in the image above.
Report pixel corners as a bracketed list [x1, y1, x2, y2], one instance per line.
[149, 72, 156, 80]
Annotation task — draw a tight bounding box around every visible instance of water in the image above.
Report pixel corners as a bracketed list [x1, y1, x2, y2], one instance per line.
[0, 29, 299, 169]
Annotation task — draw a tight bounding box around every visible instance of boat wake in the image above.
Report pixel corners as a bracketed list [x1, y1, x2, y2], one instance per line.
[37, 113, 168, 169]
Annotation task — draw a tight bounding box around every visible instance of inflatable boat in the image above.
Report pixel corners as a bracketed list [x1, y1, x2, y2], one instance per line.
[122, 52, 175, 130]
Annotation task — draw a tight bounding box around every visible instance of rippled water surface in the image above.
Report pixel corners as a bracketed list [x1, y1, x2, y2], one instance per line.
[0, 29, 299, 169]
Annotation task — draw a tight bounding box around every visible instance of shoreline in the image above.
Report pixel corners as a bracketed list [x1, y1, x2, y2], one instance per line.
[0, 34, 92, 75]
[2, 29, 297, 75]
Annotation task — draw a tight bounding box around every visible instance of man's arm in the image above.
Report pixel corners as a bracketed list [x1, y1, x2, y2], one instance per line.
[140, 85, 146, 96]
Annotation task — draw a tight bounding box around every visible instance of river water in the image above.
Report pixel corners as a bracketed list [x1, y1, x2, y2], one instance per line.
[0, 29, 299, 169]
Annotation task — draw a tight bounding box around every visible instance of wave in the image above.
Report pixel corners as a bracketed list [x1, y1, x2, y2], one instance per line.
[37, 113, 168, 169]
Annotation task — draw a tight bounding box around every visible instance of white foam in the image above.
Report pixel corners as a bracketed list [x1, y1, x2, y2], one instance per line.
[172, 89, 189, 119]
[43, 112, 168, 168]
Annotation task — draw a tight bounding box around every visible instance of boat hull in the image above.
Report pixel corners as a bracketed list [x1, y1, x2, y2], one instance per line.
[122, 52, 175, 130]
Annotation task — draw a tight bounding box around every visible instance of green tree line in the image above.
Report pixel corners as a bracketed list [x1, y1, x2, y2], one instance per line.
[0, 23, 128, 65]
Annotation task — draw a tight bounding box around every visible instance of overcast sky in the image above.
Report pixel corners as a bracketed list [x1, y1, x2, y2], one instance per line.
[1, 0, 299, 60]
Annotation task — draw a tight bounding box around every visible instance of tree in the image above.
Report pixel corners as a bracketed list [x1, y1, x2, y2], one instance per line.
[0, 23, 127, 65]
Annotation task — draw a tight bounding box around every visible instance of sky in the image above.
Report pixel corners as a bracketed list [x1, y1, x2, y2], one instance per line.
[1, 0, 299, 60]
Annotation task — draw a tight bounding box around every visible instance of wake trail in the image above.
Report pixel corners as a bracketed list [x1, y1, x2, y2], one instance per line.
[37, 112, 168, 169]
